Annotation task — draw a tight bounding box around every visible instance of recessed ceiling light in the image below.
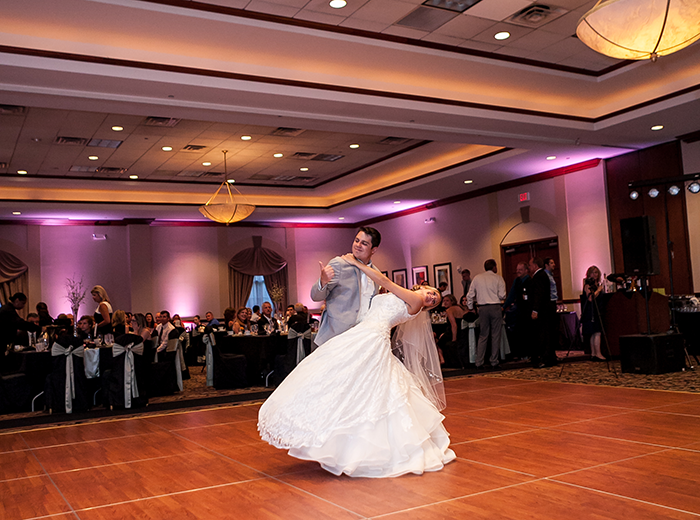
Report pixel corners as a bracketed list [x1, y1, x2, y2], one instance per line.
[202, 162, 212, 166]
[349, 144, 360, 149]
[241, 135, 252, 141]
[17, 170, 28, 175]
[227, 179, 235, 184]
[162, 146, 173, 151]
[651, 125, 664, 131]
[273, 153, 283, 158]
[111, 126, 124, 132]
[494, 31, 510, 41]
[329, 0, 346, 8]
[464, 180, 473, 184]
[546, 155, 557, 160]
[12, 211, 21, 215]
[338, 216, 345, 220]
[300, 167, 309, 172]
[88, 155, 99, 161]
[394, 201, 401, 204]
[129, 175, 139, 180]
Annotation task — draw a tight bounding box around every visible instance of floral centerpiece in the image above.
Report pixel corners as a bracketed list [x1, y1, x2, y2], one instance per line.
[65, 276, 87, 336]
[268, 283, 286, 319]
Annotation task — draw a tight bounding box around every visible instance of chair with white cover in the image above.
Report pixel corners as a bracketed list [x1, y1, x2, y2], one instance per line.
[104, 333, 148, 409]
[44, 334, 90, 413]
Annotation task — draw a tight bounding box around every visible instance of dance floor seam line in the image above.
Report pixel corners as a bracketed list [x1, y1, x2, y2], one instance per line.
[455, 456, 538, 477]
[24, 440, 79, 519]
[16, 431, 154, 451]
[543, 427, 697, 449]
[549, 479, 700, 517]
[542, 447, 676, 480]
[450, 427, 541, 444]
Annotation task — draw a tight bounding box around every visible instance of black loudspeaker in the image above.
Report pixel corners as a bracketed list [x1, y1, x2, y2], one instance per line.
[620, 216, 660, 275]
[619, 333, 685, 374]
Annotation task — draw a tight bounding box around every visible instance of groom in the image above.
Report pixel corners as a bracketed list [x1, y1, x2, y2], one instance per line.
[311, 227, 382, 348]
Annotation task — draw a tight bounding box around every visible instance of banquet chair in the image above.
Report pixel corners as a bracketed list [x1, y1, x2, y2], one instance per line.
[44, 334, 90, 413]
[148, 331, 184, 396]
[103, 333, 148, 409]
[0, 373, 31, 413]
[203, 333, 248, 389]
[273, 327, 312, 386]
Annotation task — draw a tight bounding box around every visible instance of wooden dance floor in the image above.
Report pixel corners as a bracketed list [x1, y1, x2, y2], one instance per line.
[3, 375, 700, 519]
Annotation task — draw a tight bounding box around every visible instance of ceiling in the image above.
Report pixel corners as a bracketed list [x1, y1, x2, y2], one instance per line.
[1, 0, 699, 225]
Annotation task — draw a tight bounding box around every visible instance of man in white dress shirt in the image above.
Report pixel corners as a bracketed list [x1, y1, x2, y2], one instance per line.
[155, 310, 175, 352]
[310, 227, 381, 348]
[466, 259, 506, 369]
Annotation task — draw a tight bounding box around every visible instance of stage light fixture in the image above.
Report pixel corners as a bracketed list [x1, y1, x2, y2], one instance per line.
[689, 182, 700, 194]
[648, 188, 659, 198]
[668, 185, 680, 196]
[629, 190, 639, 200]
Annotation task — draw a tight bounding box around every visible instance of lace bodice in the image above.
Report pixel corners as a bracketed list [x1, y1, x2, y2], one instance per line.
[359, 293, 416, 331]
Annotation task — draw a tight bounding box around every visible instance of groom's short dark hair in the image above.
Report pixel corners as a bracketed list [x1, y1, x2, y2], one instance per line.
[358, 227, 381, 248]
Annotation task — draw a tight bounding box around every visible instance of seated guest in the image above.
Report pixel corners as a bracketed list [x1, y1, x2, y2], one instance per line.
[155, 310, 175, 352]
[438, 281, 450, 296]
[54, 313, 73, 338]
[287, 303, 310, 333]
[192, 315, 201, 329]
[131, 313, 152, 342]
[1, 293, 41, 368]
[231, 307, 251, 334]
[286, 304, 295, 318]
[77, 315, 95, 341]
[223, 307, 236, 330]
[172, 314, 185, 331]
[437, 294, 467, 367]
[144, 312, 156, 331]
[111, 310, 128, 337]
[14, 312, 41, 347]
[36, 302, 54, 327]
[257, 301, 279, 334]
[251, 305, 261, 323]
[205, 311, 220, 328]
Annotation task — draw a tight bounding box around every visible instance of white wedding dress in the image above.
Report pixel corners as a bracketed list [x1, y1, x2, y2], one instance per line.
[258, 293, 456, 478]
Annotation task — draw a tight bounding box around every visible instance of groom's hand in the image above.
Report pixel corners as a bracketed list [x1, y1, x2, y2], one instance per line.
[319, 261, 335, 286]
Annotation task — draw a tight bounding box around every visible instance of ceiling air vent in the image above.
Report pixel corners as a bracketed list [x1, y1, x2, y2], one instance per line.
[379, 137, 410, 145]
[175, 170, 223, 178]
[312, 154, 344, 162]
[55, 136, 89, 146]
[69, 165, 99, 172]
[88, 138, 122, 148]
[270, 127, 306, 137]
[0, 105, 27, 115]
[182, 144, 206, 151]
[421, 0, 481, 13]
[143, 117, 181, 127]
[507, 4, 566, 28]
[395, 6, 457, 31]
[96, 167, 128, 174]
[291, 152, 318, 160]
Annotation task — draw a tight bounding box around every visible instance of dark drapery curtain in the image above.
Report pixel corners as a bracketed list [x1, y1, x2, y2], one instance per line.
[228, 236, 288, 311]
[0, 251, 29, 318]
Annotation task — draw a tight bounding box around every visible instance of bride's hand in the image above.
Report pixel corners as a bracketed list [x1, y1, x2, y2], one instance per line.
[342, 253, 359, 265]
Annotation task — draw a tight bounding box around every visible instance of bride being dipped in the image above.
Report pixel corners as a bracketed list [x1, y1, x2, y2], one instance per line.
[258, 253, 456, 478]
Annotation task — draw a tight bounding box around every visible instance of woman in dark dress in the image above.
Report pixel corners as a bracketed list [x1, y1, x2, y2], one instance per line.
[581, 265, 605, 361]
[91, 285, 113, 337]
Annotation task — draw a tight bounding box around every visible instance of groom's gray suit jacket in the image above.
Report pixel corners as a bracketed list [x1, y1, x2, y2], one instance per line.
[310, 256, 380, 347]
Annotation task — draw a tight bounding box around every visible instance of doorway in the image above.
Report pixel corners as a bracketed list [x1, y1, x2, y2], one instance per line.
[501, 238, 562, 300]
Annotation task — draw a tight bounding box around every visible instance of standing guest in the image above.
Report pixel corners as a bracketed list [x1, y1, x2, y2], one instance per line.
[144, 312, 156, 331]
[205, 311, 220, 328]
[503, 262, 532, 361]
[91, 285, 113, 336]
[131, 313, 151, 342]
[311, 226, 382, 348]
[258, 301, 279, 334]
[155, 310, 174, 353]
[111, 310, 127, 336]
[529, 257, 557, 368]
[36, 302, 54, 327]
[466, 259, 506, 369]
[581, 265, 606, 361]
[460, 269, 471, 298]
[232, 307, 251, 334]
[437, 281, 450, 296]
[544, 257, 560, 354]
[1, 293, 40, 369]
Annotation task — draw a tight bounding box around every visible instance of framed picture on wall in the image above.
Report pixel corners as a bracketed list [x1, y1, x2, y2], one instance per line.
[392, 269, 408, 289]
[381, 271, 388, 278]
[433, 263, 452, 294]
[412, 265, 428, 286]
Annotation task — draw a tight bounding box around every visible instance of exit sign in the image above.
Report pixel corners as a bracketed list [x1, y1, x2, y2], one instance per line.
[519, 192, 530, 202]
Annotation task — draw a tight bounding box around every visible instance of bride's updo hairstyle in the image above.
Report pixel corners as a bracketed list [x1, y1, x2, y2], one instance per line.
[411, 284, 441, 310]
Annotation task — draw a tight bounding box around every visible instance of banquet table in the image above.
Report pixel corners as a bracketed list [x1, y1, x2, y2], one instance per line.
[214, 332, 287, 385]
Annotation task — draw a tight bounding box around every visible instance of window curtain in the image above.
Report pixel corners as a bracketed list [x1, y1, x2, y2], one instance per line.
[0, 251, 29, 318]
[228, 236, 287, 311]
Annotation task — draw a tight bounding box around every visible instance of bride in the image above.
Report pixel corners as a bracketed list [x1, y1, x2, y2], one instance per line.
[258, 253, 456, 478]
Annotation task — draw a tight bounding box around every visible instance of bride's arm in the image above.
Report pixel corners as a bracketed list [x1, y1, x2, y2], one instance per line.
[341, 254, 423, 313]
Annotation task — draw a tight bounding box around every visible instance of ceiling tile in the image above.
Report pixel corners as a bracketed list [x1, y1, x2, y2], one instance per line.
[464, 0, 532, 21]
[294, 9, 345, 25]
[244, 0, 302, 17]
[202, 0, 251, 8]
[338, 17, 392, 33]
[538, 5, 591, 36]
[382, 24, 430, 39]
[348, 0, 415, 24]
[421, 33, 467, 47]
[470, 21, 532, 45]
[459, 39, 501, 52]
[505, 29, 568, 52]
[432, 13, 496, 39]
